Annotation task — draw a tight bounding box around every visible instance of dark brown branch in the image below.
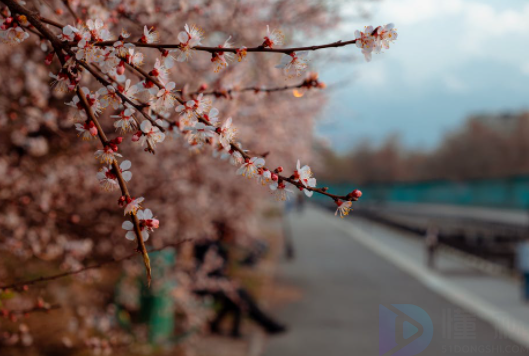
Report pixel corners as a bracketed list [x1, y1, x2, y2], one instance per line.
[191, 79, 324, 98]
[0, 240, 191, 291]
[76, 86, 152, 286]
[61, 0, 79, 24]
[38, 15, 63, 29]
[93, 40, 359, 55]
[4, 304, 61, 318]
[118, 55, 358, 202]
[6, 0, 359, 203]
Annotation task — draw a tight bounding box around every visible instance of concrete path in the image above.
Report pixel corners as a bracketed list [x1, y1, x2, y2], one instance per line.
[264, 205, 529, 356]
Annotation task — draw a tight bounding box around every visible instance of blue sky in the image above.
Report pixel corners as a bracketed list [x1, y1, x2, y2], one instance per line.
[316, 0, 529, 152]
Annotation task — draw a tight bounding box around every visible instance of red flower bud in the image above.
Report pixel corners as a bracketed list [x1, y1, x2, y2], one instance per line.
[275, 166, 283, 173]
[132, 131, 142, 142]
[116, 61, 125, 75]
[150, 68, 159, 77]
[351, 189, 362, 199]
[44, 52, 54, 66]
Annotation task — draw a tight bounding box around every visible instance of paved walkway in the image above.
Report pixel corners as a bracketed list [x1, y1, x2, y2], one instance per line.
[264, 205, 529, 356]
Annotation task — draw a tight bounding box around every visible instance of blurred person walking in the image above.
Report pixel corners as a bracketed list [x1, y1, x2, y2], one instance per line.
[425, 225, 439, 269]
[516, 240, 529, 301]
[193, 221, 287, 338]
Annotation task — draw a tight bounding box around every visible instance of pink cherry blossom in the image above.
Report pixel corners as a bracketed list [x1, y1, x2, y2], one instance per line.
[211, 37, 234, 73]
[97, 160, 132, 191]
[138, 121, 165, 148]
[75, 122, 98, 140]
[335, 200, 353, 218]
[294, 159, 317, 197]
[140, 26, 159, 44]
[218, 117, 237, 150]
[95, 145, 122, 164]
[269, 181, 294, 201]
[237, 157, 265, 179]
[174, 24, 204, 62]
[124, 196, 144, 215]
[263, 25, 284, 48]
[276, 51, 309, 78]
[111, 106, 137, 134]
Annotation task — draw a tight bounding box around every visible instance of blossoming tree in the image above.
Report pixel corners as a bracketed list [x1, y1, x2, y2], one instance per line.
[0, 0, 396, 351]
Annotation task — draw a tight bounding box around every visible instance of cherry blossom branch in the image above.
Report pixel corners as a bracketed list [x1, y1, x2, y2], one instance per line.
[93, 40, 359, 55]
[76, 60, 166, 147]
[190, 76, 325, 99]
[0, 1, 161, 285]
[0, 6, 161, 145]
[214, 127, 359, 201]
[75, 86, 152, 286]
[37, 15, 63, 30]
[0, 239, 191, 291]
[2, 304, 61, 319]
[119, 58, 359, 202]
[1, 0, 63, 50]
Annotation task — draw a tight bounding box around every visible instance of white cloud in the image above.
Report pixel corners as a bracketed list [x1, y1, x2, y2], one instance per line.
[444, 75, 467, 93]
[338, 0, 529, 90]
[356, 61, 388, 89]
[521, 63, 529, 76]
[377, 0, 463, 25]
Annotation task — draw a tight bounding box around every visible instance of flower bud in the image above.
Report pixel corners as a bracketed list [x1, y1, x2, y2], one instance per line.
[116, 61, 125, 75]
[44, 52, 54, 66]
[89, 126, 98, 136]
[150, 219, 160, 229]
[131, 131, 142, 142]
[150, 68, 160, 77]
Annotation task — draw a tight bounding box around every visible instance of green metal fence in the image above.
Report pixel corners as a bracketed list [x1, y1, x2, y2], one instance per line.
[320, 176, 529, 210]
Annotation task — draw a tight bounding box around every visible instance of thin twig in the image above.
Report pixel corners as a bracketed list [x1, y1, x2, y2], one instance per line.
[190, 80, 323, 98]
[92, 40, 359, 55]
[76, 86, 152, 286]
[0, 240, 191, 291]
[61, 0, 79, 23]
